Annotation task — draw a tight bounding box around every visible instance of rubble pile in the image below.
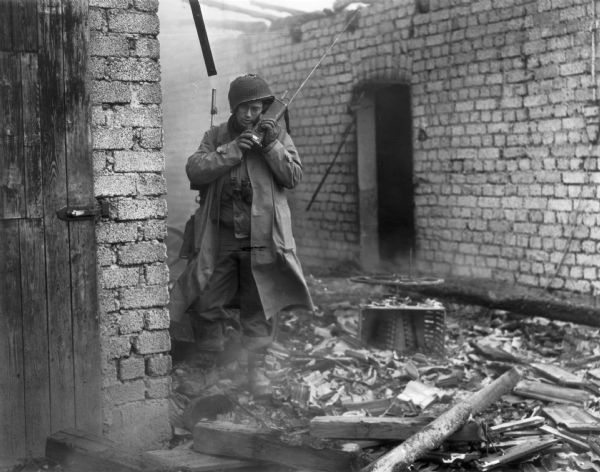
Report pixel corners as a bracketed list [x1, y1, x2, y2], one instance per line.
[170, 276, 600, 471]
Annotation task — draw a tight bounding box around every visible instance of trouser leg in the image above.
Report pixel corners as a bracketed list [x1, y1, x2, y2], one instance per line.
[193, 229, 240, 351]
[238, 245, 273, 352]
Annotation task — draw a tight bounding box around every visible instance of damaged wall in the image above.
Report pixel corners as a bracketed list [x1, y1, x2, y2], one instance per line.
[170, 0, 599, 296]
[90, 0, 171, 449]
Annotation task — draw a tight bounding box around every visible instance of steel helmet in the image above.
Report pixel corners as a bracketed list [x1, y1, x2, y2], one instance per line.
[228, 74, 274, 112]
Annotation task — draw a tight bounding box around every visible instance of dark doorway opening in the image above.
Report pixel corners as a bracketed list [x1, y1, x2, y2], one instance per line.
[374, 85, 415, 262]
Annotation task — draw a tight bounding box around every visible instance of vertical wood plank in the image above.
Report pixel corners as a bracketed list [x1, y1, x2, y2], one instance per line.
[20, 219, 51, 457]
[0, 220, 26, 458]
[0, 0, 13, 50]
[0, 51, 25, 219]
[12, 0, 38, 52]
[63, 0, 101, 434]
[38, 0, 76, 432]
[22, 53, 43, 219]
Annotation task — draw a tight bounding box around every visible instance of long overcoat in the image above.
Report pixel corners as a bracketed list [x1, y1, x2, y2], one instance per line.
[169, 119, 313, 328]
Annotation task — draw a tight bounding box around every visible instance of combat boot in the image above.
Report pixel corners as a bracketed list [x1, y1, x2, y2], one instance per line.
[193, 319, 226, 352]
[247, 350, 272, 398]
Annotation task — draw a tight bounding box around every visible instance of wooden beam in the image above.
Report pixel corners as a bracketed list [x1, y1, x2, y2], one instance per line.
[361, 367, 521, 472]
[142, 448, 265, 472]
[201, 0, 280, 22]
[408, 276, 600, 327]
[513, 380, 592, 405]
[249, 0, 304, 15]
[206, 19, 268, 33]
[193, 421, 361, 472]
[310, 416, 485, 443]
[46, 429, 144, 472]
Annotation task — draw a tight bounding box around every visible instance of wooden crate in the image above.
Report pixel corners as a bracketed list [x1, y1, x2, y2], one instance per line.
[359, 304, 446, 357]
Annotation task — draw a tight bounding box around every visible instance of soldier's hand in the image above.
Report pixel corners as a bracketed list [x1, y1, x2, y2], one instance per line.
[236, 130, 255, 151]
[258, 119, 281, 148]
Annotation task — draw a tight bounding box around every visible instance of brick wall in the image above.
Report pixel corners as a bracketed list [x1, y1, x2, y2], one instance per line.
[163, 0, 599, 297]
[90, 0, 171, 449]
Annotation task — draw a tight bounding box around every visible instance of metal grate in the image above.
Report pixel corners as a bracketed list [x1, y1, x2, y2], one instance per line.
[359, 305, 446, 358]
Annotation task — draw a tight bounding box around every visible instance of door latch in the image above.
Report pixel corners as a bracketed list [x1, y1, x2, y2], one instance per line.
[56, 203, 106, 221]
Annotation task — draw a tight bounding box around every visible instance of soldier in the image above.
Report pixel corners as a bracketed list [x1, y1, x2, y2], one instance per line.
[169, 74, 313, 393]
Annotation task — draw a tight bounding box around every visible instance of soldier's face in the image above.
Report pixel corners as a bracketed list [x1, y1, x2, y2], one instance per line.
[235, 99, 263, 129]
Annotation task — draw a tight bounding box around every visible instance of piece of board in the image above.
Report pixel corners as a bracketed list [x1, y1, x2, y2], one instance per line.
[193, 421, 361, 472]
[310, 416, 485, 443]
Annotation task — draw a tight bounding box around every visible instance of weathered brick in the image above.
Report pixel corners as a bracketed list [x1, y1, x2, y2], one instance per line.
[142, 220, 167, 240]
[133, 37, 160, 58]
[105, 380, 145, 405]
[93, 128, 133, 150]
[94, 174, 137, 197]
[96, 221, 139, 244]
[113, 151, 165, 172]
[119, 356, 146, 381]
[114, 106, 162, 127]
[101, 266, 140, 289]
[143, 307, 170, 330]
[145, 377, 171, 399]
[139, 128, 162, 148]
[107, 58, 160, 82]
[99, 288, 119, 314]
[92, 80, 132, 104]
[118, 241, 166, 265]
[110, 198, 167, 221]
[119, 310, 145, 334]
[137, 174, 166, 196]
[89, 0, 130, 7]
[146, 354, 172, 376]
[89, 57, 107, 79]
[133, 330, 171, 354]
[108, 11, 159, 34]
[102, 336, 132, 360]
[90, 32, 129, 57]
[97, 245, 116, 266]
[121, 285, 169, 309]
[89, 8, 107, 31]
[134, 0, 159, 11]
[132, 83, 161, 106]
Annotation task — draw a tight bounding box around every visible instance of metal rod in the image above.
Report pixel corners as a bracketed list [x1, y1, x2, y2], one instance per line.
[210, 88, 217, 127]
[287, 8, 361, 108]
[306, 120, 355, 211]
[593, 0, 597, 101]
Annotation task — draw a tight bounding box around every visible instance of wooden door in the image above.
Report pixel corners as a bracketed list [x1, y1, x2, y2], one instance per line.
[0, 0, 101, 459]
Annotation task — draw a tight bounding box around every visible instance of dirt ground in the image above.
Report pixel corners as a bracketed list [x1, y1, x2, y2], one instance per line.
[7, 273, 600, 472]
[167, 273, 600, 471]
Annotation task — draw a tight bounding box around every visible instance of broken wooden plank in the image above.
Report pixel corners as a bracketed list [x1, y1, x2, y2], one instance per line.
[310, 416, 485, 443]
[193, 421, 361, 472]
[360, 367, 521, 472]
[420, 450, 481, 465]
[538, 424, 591, 451]
[491, 435, 555, 449]
[531, 363, 586, 387]
[488, 416, 545, 434]
[142, 448, 269, 472]
[475, 438, 559, 471]
[513, 380, 591, 405]
[542, 405, 600, 432]
[200, 0, 280, 21]
[46, 429, 143, 472]
[341, 397, 393, 415]
[409, 276, 600, 327]
[471, 341, 522, 363]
